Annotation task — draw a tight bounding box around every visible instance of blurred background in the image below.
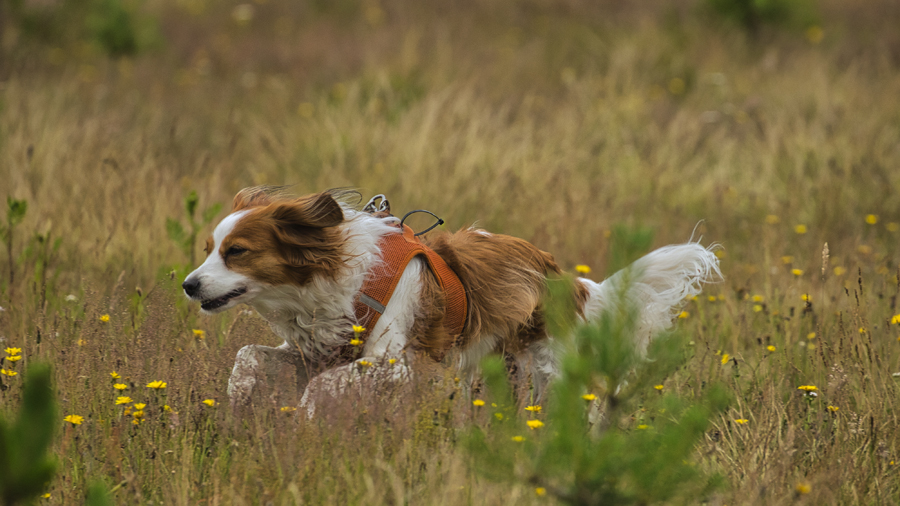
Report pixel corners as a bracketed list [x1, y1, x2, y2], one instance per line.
[1, 0, 899, 293]
[2, 3, 900, 504]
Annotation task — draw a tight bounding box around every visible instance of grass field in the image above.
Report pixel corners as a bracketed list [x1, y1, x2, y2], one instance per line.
[2, 0, 900, 503]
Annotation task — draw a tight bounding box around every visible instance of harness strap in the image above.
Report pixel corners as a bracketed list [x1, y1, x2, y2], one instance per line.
[353, 225, 467, 342]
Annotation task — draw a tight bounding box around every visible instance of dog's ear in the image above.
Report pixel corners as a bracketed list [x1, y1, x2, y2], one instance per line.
[272, 192, 344, 229]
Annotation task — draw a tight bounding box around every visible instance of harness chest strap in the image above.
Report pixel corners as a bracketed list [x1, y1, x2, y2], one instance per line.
[352, 225, 468, 341]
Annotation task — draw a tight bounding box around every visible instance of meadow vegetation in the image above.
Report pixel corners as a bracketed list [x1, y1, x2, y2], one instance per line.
[1, 0, 900, 503]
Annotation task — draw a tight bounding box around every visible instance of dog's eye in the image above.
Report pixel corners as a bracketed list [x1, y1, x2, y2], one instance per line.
[225, 246, 247, 257]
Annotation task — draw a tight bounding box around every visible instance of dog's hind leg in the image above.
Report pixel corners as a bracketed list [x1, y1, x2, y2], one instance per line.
[228, 342, 317, 408]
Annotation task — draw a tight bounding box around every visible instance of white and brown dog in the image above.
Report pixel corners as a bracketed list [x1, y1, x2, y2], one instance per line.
[182, 187, 720, 411]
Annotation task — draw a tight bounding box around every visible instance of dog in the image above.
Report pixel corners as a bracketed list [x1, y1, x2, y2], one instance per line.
[182, 186, 721, 411]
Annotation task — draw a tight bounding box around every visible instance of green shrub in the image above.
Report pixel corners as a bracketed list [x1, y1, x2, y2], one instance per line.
[703, 0, 817, 34]
[6, 0, 158, 57]
[0, 363, 57, 506]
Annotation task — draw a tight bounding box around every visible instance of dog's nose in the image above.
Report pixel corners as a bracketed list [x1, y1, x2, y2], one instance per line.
[182, 278, 201, 298]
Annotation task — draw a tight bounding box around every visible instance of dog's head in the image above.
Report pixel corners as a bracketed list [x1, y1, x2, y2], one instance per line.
[182, 187, 347, 314]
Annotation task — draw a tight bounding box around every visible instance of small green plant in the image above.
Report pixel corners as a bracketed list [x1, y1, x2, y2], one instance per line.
[0, 363, 58, 506]
[0, 197, 27, 287]
[165, 191, 222, 267]
[467, 228, 730, 505]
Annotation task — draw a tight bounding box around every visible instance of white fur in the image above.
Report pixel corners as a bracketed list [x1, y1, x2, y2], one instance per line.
[184, 210, 257, 313]
[363, 259, 424, 357]
[458, 334, 499, 371]
[579, 242, 722, 353]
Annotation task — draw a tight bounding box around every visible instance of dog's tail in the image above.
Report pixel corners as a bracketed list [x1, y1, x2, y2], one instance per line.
[578, 242, 722, 354]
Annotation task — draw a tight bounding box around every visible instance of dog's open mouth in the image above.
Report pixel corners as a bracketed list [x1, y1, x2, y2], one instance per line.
[201, 288, 247, 311]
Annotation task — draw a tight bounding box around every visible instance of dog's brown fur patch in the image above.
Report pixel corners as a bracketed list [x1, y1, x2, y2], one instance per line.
[223, 192, 347, 286]
[424, 229, 566, 356]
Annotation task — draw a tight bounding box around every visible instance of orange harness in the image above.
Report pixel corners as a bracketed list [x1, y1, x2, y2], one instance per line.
[353, 225, 467, 341]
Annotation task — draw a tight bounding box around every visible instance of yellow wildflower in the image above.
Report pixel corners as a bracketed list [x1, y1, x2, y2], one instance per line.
[349, 339, 363, 346]
[146, 380, 167, 389]
[1, 369, 18, 377]
[134, 403, 146, 410]
[767, 345, 776, 352]
[654, 385, 664, 391]
[805, 25, 824, 43]
[115, 396, 133, 405]
[678, 311, 689, 319]
[865, 214, 878, 225]
[753, 304, 763, 313]
[525, 405, 541, 412]
[794, 224, 807, 234]
[575, 264, 591, 274]
[833, 266, 846, 276]
[734, 419, 749, 424]
[827, 405, 839, 412]
[358, 360, 372, 367]
[352, 325, 366, 334]
[801, 294, 811, 302]
[526, 419, 544, 429]
[891, 314, 900, 325]
[494, 412, 504, 420]
[4, 347, 22, 356]
[797, 385, 818, 392]
[42, 493, 51, 499]
[388, 358, 397, 365]
[781, 255, 794, 264]
[535, 487, 547, 497]
[132, 419, 141, 426]
[192, 329, 206, 339]
[636, 424, 649, 430]
[792, 268, 804, 277]
[511, 435, 525, 442]
[110, 371, 121, 379]
[77, 339, 86, 346]
[582, 394, 597, 401]
[163, 405, 172, 412]
[113, 383, 127, 390]
[752, 295, 764, 302]
[472, 399, 485, 407]
[795, 482, 811, 495]
[721, 353, 731, 365]
[859, 327, 867, 334]
[132, 410, 144, 419]
[5, 355, 21, 362]
[807, 332, 816, 339]
[99, 314, 110, 322]
[281, 406, 297, 412]
[202, 399, 216, 407]
[64, 414, 84, 426]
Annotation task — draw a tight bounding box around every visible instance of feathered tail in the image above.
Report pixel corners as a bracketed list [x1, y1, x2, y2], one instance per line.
[579, 242, 722, 353]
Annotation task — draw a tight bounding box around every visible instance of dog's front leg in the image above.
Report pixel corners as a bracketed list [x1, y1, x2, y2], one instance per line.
[228, 342, 318, 408]
[299, 357, 412, 417]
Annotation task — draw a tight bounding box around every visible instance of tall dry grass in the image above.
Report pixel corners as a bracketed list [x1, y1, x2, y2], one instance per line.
[1, 0, 900, 503]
